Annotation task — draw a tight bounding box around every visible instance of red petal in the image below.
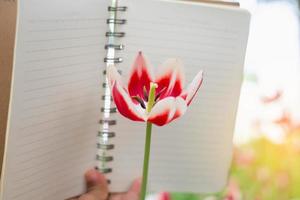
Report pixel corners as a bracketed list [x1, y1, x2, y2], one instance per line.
[155, 59, 184, 99]
[184, 70, 203, 106]
[147, 97, 175, 126]
[148, 109, 171, 126]
[179, 90, 188, 101]
[160, 192, 171, 200]
[112, 81, 146, 122]
[147, 97, 186, 126]
[128, 52, 153, 101]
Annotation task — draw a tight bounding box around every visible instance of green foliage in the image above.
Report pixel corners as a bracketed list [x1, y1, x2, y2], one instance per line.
[170, 128, 300, 200]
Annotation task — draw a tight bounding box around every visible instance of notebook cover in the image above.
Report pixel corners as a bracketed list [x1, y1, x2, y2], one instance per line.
[0, 0, 17, 176]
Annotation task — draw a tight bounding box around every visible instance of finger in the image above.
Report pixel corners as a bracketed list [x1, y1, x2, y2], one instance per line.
[110, 178, 142, 200]
[79, 169, 109, 200]
[126, 177, 142, 198]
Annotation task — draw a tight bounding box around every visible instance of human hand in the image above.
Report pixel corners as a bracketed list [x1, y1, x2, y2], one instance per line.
[76, 169, 141, 200]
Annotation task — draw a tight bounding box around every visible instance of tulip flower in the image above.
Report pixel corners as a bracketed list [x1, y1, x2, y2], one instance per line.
[107, 51, 203, 200]
[107, 52, 203, 126]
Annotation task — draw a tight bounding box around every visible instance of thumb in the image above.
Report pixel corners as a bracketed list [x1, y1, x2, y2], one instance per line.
[79, 169, 109, 200]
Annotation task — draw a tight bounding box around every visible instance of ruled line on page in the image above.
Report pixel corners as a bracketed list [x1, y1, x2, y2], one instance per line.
[25, 43, 104, 53]
[16, 121, 97, 150]
[24, 34, 104, 43]
[125, 41, 235, 57]
[125, 17, 240, 33]
[24, 67, 98, 82]
[23, 84, 98, 101]
[11, 142, 95, 182]
[22, 90, 98, 110]
[24, 60, 101, 72]
[14, 126, 96, 163]
[21, 98, 99, 119]
[23, 75, 98, 92]
[28, 26, 106, 32]
[24, 51, 102, 63]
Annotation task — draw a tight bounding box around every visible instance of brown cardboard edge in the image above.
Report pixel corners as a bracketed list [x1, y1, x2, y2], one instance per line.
[0, 0, 17, 177]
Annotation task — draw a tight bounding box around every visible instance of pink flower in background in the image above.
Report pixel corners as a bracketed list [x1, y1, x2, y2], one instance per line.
[146, 192, 171, 200]
[275, 171, 290, 189]
[224, 179, 242, 200]
[234, 148, 255, 167]
[260, 90, 283, 104]
[107, 51, 203, 126]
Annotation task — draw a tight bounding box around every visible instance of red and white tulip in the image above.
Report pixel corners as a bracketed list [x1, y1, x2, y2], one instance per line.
[107, 51, 203, 126]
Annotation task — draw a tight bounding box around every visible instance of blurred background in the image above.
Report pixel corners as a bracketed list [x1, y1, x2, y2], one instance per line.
[167, 0, 300, 199]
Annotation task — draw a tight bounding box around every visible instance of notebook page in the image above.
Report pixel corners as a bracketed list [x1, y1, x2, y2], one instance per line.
[108, 0, 250, 193]
[0, 0, 109, 199]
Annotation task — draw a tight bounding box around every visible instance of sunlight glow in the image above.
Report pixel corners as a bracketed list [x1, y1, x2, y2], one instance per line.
[234, 1, 300, 144]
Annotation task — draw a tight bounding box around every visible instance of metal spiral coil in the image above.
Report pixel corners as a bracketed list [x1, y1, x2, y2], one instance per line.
[99, 119, 117, 126]
[101, 107, 117, 113]
[95, 166, 113, 174]
[101, 95, 113, 101]
[104, 57, 123, 63]
[108, 6, 127, 12]
[96, 5, 127, 179]
[105, 44, 124, 50]
[98, 131, 115, 138]
[97, 154, 114, 162]
[105, 31, 125, 37]
[103, 69, 122, 75]
[107, 18, 127, 24]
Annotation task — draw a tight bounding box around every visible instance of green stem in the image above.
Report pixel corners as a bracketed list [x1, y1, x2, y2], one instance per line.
[140, 122, 153, 200]
[140, 82, 157, 200]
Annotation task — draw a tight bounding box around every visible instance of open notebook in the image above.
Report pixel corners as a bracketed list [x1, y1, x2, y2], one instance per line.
[0, 0, 250, 199]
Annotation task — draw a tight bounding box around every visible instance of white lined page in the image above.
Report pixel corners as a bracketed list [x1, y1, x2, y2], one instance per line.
[0, 0, 109, 199]
[109, 0, 250, 193]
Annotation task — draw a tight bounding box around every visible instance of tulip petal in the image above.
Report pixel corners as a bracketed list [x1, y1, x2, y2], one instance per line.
[128, 52, 153, 101]
[155, 59, 185, 99]
[107, 64, 123, 89]
[112, 81, 146, 122]
[183, 70, 203, 106]
[147, 97, 187, 126]
[168, 97, 187, 123]
[147, 97, 176, 126]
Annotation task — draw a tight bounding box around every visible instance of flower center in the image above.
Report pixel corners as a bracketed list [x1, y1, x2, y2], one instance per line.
[131, 83, 162, 111]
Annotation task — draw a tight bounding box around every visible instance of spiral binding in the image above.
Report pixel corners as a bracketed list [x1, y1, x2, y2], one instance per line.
[107, 19, 127, 24]
[106, 31, 125, 37]
[108, 6, 127, 11]
[101, 95, 113, 101]
[101, 107, 117, 113]
[97, 143, 115, 150]
[96, 3, 127, 181]
[104, 57, 123, 63]
[103, 69, 122, 75]
[105, 44, 124, 50]
[99, 119, 117, 126]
